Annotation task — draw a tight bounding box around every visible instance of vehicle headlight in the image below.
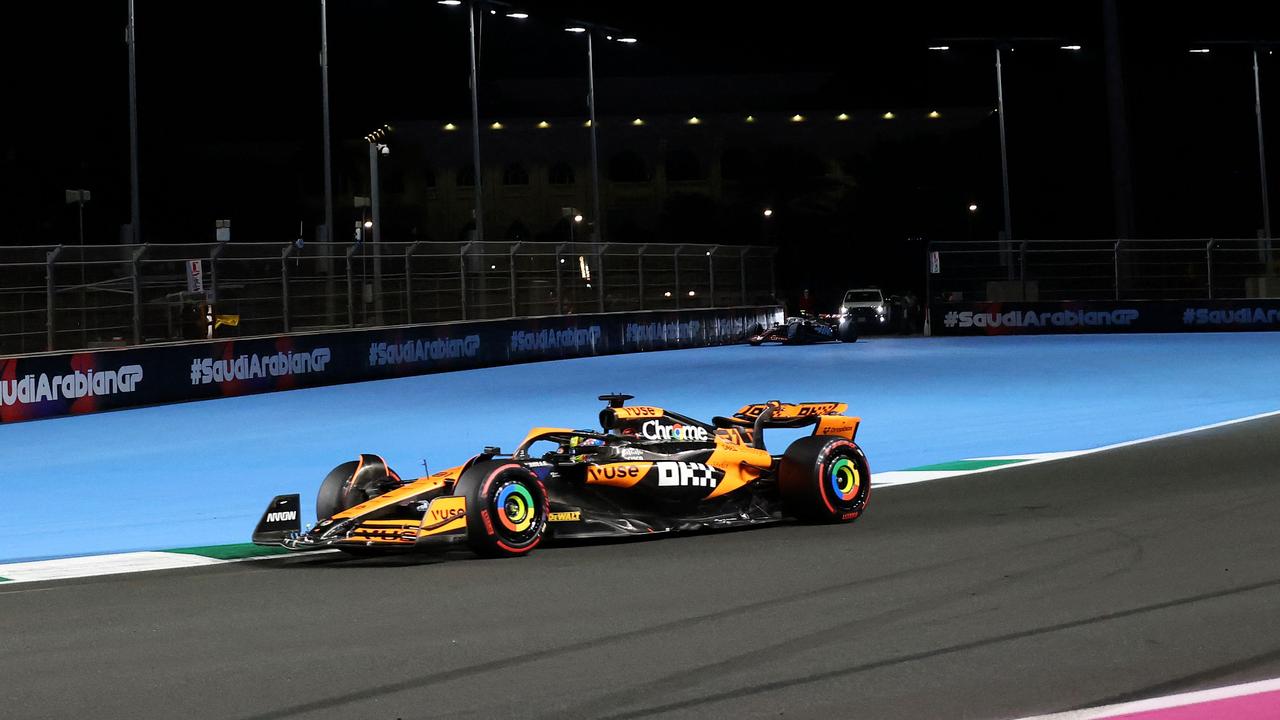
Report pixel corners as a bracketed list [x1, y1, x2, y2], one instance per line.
[875, 304, 885, 314]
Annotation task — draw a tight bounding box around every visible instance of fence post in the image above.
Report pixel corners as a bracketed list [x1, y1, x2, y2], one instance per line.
[596, 243, 606, 313]
[404, 241, 421, 324]
[637, 245, 647, 311]
[924, 241, 933, 334]
[459, 242, 471, 321]
[769, 249, 777, 301]
[508, 242, 522, 318]
[674, 246, 683, 309]
[281, 244, 296, 332]
[708, 245, 718, 307]
[346, 243, 359, 327]
[130, 245, 147, 345]
[45, 246, 63, 351]
[555, 242, 567, 314]
[1206, 239, 1216, 299]
[1113, 240, 1122, 300]
[209, 243, 225, 305]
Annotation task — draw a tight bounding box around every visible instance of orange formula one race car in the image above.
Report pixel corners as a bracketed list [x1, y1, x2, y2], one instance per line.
[252, 395, 871, 558]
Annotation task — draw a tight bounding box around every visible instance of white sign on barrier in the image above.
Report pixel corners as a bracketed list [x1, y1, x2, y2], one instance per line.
[185, 260, 204, 293]
[929, 251, 942, 275]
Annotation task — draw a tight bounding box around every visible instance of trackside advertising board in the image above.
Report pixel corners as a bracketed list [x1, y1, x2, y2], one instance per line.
[0, 306, 782, 424]
[933, 300, 1280, 335]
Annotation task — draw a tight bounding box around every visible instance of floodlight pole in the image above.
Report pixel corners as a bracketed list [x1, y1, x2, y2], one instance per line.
[995, 46, 1014, 277]
[320, 0, 334, 246]
[587, 32, 602, 242]
[127, 0, 140, 244]
[468, 1, 485, 242]
[1254, 49, 1272, 252]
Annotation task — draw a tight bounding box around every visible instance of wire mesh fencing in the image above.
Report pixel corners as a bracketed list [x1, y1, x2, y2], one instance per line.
[0, 241, 777, 355]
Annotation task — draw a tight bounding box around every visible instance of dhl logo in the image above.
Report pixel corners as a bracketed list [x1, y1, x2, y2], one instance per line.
[736, 402, 847, 419]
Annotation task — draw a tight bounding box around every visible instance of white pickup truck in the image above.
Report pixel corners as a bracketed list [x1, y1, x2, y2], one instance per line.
[839, 288, 891, 331]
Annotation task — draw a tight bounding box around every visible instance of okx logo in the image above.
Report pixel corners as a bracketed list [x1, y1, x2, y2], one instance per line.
[656, 462, 718, 488]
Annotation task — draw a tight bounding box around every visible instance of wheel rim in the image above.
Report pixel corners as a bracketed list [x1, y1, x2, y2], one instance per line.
[824, 450, 868, 511]
[490, 477, 544, 545]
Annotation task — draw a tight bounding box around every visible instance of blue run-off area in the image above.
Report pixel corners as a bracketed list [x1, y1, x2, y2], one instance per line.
[3, 332, 1278, 562]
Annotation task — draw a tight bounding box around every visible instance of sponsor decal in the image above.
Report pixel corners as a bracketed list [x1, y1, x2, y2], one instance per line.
[587, 463, 650, 484]
[428, 506, 464, 523]
[624, 320, 703, 344]
[618, 447, 646, 461]
[0, 364, 143, 407]
[509, 326, 602, 354]
[368, 336, 480, 367]
[548, 511, 581, 522]
[614, 406, 662, 419]
[640, 420, 710, 442]
[1182, 306, 1280, 326]
[656, 462, 718, 488]
[265, 511, 297, 523]
[942, 309, 1139, 329]
[190, 349, 331, 385]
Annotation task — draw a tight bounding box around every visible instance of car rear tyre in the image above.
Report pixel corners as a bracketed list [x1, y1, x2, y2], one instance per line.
[459, 461, 548, 558]
[779, 436, 871, 522]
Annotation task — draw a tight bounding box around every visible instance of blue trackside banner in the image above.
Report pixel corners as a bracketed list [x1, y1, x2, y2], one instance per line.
[932, 300, 1280, 335]
[0, 306, 782, 424]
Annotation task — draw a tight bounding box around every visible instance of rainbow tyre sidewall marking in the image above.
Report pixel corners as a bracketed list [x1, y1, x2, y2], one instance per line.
[820, 443, 869, 515]
[829, 457, 861, 502]
[488, 474, 545, 548]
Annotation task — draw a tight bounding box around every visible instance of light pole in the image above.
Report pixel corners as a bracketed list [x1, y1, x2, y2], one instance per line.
[1191, 42, 1275, 258]
[995, 46, 1013, 253]
[930, 39, 1081, 280]
[438, 0, 488, 242]
[566, 25, 637, 243]
[320, 0, 334, 247]
[1255, 49, 1273, 249]
[126, 0, 140, 244]
[364, 125, 392, 323]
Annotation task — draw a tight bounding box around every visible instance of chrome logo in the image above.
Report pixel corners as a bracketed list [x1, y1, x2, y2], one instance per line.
[829, 456, 861, 502]
[497, 483, 536, 533]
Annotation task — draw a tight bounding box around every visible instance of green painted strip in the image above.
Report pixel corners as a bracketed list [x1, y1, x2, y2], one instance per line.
[164, 543, 291, 560]
[904, 458, 1030, 472]
[0, 577, 11, 583]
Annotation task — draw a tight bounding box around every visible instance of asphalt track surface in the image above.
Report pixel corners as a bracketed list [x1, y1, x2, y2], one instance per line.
[5, 415, 1280, 719]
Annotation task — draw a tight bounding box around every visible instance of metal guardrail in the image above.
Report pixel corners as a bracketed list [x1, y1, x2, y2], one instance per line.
[926, 239, 1279, 303]
[0, 241, 777, 355]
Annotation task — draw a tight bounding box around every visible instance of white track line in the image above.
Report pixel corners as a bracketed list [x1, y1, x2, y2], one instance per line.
[877, 408, 1280, 490]
[0, 552, 225, 583]
[1013, 675, 1280, 719]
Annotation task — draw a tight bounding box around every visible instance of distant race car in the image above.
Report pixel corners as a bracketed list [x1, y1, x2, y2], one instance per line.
[746, 315, 858, 345]
[252, 395, 871, 557]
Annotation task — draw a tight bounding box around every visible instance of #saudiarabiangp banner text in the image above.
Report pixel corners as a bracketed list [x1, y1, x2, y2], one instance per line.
[0, 306, 781, 424]
[932, 300, 1280, 336]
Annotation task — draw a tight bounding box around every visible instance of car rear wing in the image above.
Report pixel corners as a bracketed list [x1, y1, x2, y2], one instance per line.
[725, 401, 860, 447]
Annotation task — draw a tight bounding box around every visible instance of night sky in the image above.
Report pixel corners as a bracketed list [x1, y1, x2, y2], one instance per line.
[3, 1, 1278, 247]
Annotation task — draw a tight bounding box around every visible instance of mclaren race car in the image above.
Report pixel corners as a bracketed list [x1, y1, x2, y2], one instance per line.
[252, 395, 871, 557]
[746, 315, 857, 345]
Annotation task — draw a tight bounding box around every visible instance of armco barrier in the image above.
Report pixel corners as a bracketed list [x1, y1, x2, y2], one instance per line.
[0, 305, 782, 424]
[932, 300, 1280, 335]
